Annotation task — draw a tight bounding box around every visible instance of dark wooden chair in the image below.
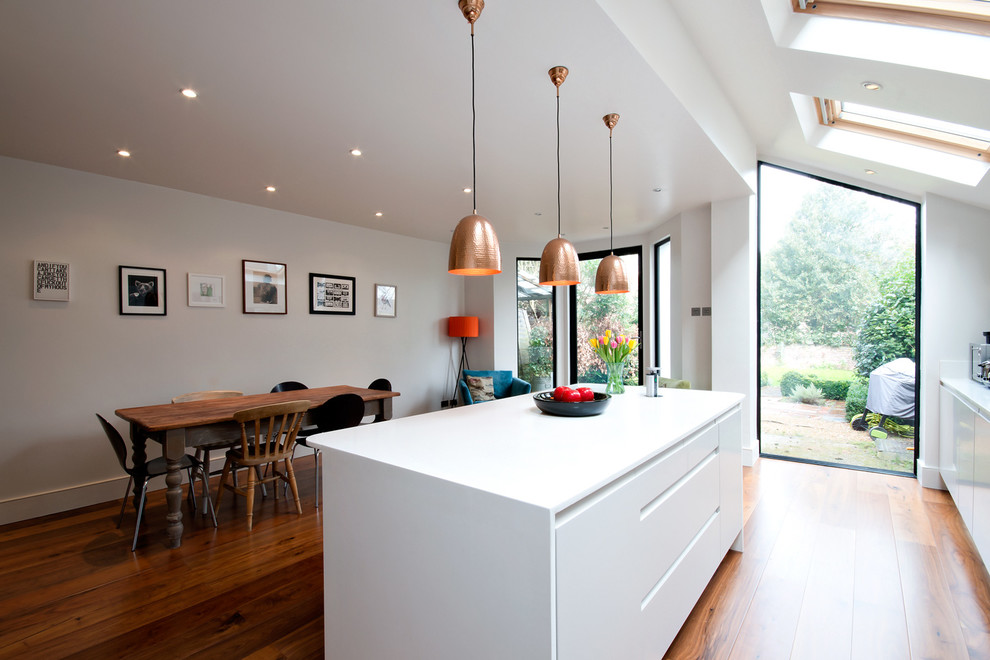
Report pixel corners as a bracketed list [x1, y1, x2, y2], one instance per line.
[295, 393, 366, 507]
[215, 400, 310, 530]
[96, 414, 216, 551]
[271, 381, 308, 393]
[171, 390, 245, 512]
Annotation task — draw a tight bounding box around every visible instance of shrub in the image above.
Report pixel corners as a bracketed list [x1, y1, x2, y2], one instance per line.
[845, 379, 869, 421]
[780, 371, 810, 397]
[789, 384, 824, 405]
[805, 376, 850, 401]
[760, 371, 769, 387]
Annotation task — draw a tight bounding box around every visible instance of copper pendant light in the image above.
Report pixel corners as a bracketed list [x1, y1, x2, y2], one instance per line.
[538, 66, 580, 286]
[595, 113, 630, 294]
[449, 0, 501, 276]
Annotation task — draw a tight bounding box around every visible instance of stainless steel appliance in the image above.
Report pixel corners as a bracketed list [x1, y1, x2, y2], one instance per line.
[971, 336, 990, 387]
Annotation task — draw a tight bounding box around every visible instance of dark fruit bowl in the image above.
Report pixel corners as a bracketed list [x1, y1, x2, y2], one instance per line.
[533, 391, 612, 417]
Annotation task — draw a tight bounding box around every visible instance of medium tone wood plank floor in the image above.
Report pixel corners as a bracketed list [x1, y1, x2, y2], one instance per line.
[2, 457, 989, 658]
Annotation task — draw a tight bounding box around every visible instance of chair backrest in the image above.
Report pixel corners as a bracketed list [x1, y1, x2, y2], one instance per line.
[271, 381, 308, 393]
[462, 370, 514, 399]
[96, 413, 130, 474]
[313, 393, 366, 432]
[172, 390, 243, 404]
[368, 378, 392, 392]
[233, 400, 310, 461]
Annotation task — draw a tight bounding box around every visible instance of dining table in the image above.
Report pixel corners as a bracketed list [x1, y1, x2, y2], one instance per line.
[115, 385, 399, 548]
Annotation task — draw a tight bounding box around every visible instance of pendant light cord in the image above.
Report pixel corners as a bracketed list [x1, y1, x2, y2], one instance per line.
[609, 132, 614, 252]
[556, 91, 561, 237]
[471, 29, 477, 214]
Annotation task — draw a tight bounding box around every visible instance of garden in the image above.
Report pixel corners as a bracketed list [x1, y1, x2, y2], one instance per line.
[760, 175, 917, 474]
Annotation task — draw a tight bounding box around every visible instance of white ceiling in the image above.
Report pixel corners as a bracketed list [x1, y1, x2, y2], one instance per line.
[1, 0, 988, 245]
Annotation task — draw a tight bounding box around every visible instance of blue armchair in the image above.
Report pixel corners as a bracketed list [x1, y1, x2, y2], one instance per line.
[458, 369, 531, 405]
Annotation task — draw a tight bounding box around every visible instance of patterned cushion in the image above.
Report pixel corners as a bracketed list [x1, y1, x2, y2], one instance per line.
[465, 375, 495, 402]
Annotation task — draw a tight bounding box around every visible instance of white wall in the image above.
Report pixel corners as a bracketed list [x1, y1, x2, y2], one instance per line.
[712, 195, 758, 465]
[0, 156, 463, 524]
[920, 194, 990, 488]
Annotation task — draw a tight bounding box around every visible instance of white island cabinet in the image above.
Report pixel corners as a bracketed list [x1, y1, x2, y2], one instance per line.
[309, 387, 744, 660]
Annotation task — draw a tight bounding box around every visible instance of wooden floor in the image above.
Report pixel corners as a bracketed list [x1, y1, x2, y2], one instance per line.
[1, 457, 989, 659]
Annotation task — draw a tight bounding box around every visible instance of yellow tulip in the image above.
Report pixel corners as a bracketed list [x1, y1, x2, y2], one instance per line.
[605, 329, 611, 339]
[628, 339, 637, 350]
[589, 337, 598, 348]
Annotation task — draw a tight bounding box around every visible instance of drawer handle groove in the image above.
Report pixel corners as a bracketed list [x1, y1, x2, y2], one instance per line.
[641, 509, 718, 612]
[640, 450, 717, 522]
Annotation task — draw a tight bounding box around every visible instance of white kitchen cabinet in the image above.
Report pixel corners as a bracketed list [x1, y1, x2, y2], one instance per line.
[939, 380, 990, 568]
[311, 387, 744, 660]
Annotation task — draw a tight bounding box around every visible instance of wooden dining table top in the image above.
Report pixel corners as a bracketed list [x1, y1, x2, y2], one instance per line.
[115, 385, 399, 433]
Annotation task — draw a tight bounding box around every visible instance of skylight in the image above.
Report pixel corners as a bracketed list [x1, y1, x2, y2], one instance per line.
[815, 98, 990, 161]
[793, 0, 990, 37]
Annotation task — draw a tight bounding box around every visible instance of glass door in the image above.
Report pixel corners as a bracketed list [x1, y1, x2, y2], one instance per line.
[758, 162, 919, 475]
[517, 258, 555, 392]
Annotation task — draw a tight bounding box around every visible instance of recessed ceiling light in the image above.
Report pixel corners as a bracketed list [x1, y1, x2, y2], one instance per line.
[652, 187, 663, 192]
[375, 211, 384, 217]
[117, 149, 131, 158]
[181, 88, 198, 98]
[862, 81, 882, 91]
[463, 187, 472, 194]
[265, 185, 277, 192]
[350, 148, 362, 156]
[864, 169, 877, 175]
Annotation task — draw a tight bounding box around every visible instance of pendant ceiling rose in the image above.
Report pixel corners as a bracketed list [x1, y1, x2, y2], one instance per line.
[458, 0, 484, 24]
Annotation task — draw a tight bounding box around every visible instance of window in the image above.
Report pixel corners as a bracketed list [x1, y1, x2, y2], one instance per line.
[815, 97, 990, 162]
[793, 0, 990, 36]
[516, 259, 555, 391]
[569, 247, 643, 385]
[654, 239, 671, 379]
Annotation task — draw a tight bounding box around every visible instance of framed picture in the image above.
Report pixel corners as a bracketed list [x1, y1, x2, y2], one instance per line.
[33, 260, 70, 301]
[188, 273, 225, 307]
[243, 260, 286, 314]
[310, 273, 356, 315]
[374, 283, 396, 318]
[119, 266, 166, 316]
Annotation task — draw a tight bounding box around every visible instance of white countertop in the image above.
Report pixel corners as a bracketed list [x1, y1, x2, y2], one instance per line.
[309, 386, 743, 513]
[942, 376, 990, 419]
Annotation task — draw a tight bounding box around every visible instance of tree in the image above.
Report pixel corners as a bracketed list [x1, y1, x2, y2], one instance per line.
[761, 186, 879, 347]
[853, 252, 916, 376]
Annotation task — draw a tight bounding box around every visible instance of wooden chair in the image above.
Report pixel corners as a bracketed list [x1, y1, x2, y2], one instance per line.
[171, 389, 245, 513]
[96, 414, 216, 551]
[215, 400, 310, 530]
[295, 393, 366, 507]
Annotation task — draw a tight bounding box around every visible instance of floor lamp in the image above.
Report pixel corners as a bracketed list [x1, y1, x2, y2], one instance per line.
[448, 316, 479, 405]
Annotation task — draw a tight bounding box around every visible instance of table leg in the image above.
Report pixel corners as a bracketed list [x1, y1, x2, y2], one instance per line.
[163, 428, 186, 549]
[371, 397, 393, 423]
[128, 424, 149, 513]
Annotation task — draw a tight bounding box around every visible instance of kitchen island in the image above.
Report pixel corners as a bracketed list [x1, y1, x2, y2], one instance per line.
[309, 386, 744, 660]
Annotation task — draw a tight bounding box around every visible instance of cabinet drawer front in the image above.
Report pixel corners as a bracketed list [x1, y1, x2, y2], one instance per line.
[638, 452, 720, 594]
[639, 510, 722, 656]
[555, 427, 722, 660]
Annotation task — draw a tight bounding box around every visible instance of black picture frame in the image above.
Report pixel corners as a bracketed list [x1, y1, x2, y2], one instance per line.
[309, 273, 356, 315]
[119, 266, 166, 316]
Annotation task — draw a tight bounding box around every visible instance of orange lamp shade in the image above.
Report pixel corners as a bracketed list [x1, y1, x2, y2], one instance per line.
[448, 316, 479, 338]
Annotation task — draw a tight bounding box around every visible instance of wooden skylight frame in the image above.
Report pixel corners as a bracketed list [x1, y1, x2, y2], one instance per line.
[814, 97, 990, 161]
[793, 0, 990, 36]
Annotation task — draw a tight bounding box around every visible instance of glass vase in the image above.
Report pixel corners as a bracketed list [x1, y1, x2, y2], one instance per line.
[605, 360, 626, 395]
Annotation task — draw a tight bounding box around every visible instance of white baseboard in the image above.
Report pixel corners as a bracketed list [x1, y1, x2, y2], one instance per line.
[916, 459, 945, 490]
[742, 441, 758, 467]
[0, 452, 309, 527]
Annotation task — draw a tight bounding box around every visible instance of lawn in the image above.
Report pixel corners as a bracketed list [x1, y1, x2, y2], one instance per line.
[763, 366, 855, 386]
